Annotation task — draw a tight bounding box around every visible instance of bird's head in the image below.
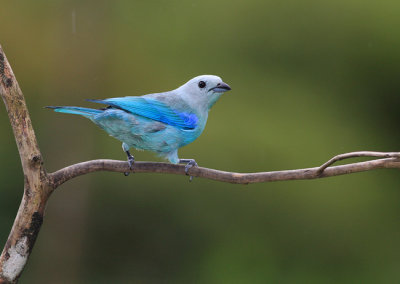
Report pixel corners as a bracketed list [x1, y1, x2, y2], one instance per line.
[177, 75, 231, 110]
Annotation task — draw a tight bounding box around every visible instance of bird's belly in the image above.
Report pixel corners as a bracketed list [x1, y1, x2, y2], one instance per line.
[93, 109, 202, 153]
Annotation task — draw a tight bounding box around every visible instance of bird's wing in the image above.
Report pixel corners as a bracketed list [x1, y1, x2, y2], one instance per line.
[87, 97, 198, 130]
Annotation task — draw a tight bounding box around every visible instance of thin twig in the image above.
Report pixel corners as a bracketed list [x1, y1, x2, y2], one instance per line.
[317, 151, 400, 175]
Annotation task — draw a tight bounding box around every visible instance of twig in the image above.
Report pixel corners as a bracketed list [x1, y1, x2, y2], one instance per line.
[316, 151, 400, 175]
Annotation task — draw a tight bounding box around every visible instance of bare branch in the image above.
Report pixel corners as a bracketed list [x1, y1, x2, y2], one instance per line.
[49, 156, 400, 187]
[0, 45, 52, 284]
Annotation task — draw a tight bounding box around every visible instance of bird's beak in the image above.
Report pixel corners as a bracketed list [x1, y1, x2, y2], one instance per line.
[210, 82, 231, 93]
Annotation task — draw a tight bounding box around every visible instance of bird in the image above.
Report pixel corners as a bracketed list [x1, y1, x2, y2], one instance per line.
[46, 75, 231, 179]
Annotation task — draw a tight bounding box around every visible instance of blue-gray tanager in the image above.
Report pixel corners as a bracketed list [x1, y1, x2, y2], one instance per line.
[47, 75, 231, 177]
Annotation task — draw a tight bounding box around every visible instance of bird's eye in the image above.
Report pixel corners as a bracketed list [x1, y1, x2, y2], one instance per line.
[198, 81, 206, 89]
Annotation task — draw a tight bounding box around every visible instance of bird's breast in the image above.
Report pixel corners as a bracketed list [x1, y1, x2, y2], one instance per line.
[179, 114, 208, 146]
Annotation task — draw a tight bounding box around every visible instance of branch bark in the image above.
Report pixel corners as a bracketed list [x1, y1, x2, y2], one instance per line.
[1, 44, 400, 283]
[0, 46, 52, 283]
[49, 156, 400, 186]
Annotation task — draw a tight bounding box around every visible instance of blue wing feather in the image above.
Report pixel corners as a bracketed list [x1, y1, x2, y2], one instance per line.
[87, 97, 198, 130]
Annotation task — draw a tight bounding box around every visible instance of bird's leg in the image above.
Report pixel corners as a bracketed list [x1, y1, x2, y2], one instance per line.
[179, 159, 198, 182]
[124, 150, 135, 176]
[122, 143, 135, 176]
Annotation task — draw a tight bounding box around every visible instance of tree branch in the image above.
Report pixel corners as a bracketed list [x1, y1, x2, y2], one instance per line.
[48, 155, 400, 187]
[1, 43, 400, 283]
[0, 45, 52, 283]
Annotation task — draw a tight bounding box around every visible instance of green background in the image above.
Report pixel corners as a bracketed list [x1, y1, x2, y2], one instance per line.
[1, 0, 400, 283]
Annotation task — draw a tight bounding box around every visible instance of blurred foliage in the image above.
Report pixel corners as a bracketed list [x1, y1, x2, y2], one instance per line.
[1, 0, 400, 283]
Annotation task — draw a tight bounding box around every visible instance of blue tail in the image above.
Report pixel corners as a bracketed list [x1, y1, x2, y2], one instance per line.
[45, 106, 102, 118]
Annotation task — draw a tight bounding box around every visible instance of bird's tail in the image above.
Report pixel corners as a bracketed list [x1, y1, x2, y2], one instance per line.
[45, 106, 102, 118]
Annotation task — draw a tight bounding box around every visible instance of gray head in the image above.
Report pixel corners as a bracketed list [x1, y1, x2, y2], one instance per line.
[176, 75, 231, 111]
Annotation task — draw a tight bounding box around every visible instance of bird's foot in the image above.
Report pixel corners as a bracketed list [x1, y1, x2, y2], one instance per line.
[179, 159, 198, 182]
[124, 151, 135, 176]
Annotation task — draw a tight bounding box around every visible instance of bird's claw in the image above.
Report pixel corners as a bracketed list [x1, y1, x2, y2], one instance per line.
[124, 155, 135, 176]
[184, 160, 198, 174]
[183, 160, 198, 182]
